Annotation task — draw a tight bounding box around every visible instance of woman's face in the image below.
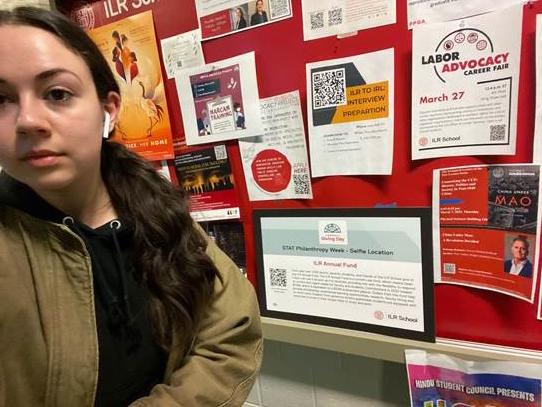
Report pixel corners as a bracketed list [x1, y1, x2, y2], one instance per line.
[0, 25, 116, 193]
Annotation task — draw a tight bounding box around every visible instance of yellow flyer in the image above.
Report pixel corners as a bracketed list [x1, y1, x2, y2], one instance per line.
[88, 10, 174, 161]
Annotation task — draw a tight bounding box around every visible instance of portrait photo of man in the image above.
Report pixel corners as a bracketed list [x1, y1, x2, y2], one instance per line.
[504, 236, 533, 278]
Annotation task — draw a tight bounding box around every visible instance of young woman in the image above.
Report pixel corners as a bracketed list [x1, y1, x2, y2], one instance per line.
[0, 7, 262, 406]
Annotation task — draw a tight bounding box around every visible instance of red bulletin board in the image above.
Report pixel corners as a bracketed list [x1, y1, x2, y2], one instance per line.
[58, 0, 542, 351]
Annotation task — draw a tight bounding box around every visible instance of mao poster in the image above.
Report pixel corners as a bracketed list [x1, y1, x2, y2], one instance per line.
[306, 48, 394, 177]
[406, 350, 542, 407]
[173, 144, 240, 221]
[433, 164, 541, 302]
[88, 11, 174, 161]
[175, 52, 263, 145]
[412, 6, 522, 160]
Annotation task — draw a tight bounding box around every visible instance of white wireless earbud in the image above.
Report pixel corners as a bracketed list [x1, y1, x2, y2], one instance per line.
[102, 111, 111, 139]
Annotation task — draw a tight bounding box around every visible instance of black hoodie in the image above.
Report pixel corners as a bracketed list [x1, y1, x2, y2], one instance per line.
[0, 173, 167, 406]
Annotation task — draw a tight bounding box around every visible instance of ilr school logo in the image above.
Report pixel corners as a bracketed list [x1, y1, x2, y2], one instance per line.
[421, 29, 509, 83]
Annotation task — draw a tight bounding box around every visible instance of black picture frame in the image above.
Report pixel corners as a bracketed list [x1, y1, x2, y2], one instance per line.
[253, 207, 435, 343]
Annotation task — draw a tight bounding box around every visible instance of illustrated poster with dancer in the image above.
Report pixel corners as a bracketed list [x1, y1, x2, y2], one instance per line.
[433, 164, 541, 302]
[175, 52, 263, 145]
[88, 11, 174, 161]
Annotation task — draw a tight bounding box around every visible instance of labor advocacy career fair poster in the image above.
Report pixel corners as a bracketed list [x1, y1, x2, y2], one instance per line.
[412, 6, 522, 160]
[254, 209, 434, 342]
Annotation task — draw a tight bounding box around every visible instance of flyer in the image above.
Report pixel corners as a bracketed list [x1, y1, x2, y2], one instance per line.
[412, 6, 522, 160]
[254, 208, 434, 342]
[306, 48, 394, 177]
[406, 349, 542, 407]
[174, 144, 240, 221]
[196, 0, 292, 41]
[160, 29, 205, 80]
[407, 0, 525, 29]
[433, 164, 541, 302]
[239, 91, 313, 201]
[88, 11, 174, 161]
[201, 221, 247, 275]
[301, 0, 396, 41]
[534, 15, 542, 163]
[175, 52, 263, 146]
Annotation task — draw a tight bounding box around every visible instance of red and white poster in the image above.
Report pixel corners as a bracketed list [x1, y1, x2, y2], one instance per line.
[173, 144, 240, 221]
[239, 91, 312, 201]
[433, 164, 541, 302]
[175, 52, 263, 146]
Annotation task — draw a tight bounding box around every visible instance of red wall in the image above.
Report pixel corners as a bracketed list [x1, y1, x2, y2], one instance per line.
[60, 0, 542, 350]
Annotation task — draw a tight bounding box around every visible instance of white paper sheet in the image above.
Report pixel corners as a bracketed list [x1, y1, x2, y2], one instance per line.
[175, 52, 263, 145]
[302, 0, 396, 41]
[239, 91, 313, 201]
[196, 0, 292, 41]
[160, 29, 205, 80]
[412, 6, 522, 160]
[306, 48, 394, 177]
[407, 0, 525, 29]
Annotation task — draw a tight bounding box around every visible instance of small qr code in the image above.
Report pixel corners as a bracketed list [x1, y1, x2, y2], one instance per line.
[293, 173, 311, 195]
[328, 7, 343, 26]
[270, 268, 287, 287]
[214, 145, 227, 160]
[176, 61, 183, 68]
[490, 124, 506, 141]
[312, 68, 347, 110]
[443, 263, 456, 274]
[310, 11, 324, 30]
[269, 0, 290, 19]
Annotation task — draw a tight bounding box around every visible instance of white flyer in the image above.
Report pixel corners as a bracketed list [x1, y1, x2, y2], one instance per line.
[306, 48, 394, 177]
[534, 15, 542, 163]
[412, 6, 522, 160]
[196, 0, 293, 41]
[407, 0, 525, 29]
[302, 0, 396, 41]
[239, 91, 313, 201]
[175, 52, 263, 146]
[160, 29, 205, 80]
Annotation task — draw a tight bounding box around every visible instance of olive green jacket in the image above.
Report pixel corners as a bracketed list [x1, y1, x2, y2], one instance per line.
[0, 206, 262, 406]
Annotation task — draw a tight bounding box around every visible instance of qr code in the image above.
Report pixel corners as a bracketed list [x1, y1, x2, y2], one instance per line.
[293, 173, 311, 195]
[328, 7, 343, 26]
[443, 263, 456, 274]
[270, 268, 287, 287]
[312, 68, 347, 109]
[176, 61, 183, 68]
[490, 124, 506, 141]
[269, 0, 291, 19]
[310, 11, 324, 30]
[214, 145, 227, 160]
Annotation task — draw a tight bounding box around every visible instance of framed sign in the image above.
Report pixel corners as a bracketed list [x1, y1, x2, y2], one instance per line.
[254, 208, 435, 342]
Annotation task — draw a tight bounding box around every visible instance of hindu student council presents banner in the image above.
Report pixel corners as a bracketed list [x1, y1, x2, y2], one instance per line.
[306, 48, 394, 177]
[254, 209, 434, 342]
[407, 0, 525, 28]
[301, 0, 396, 41]
[239, 91, 313, 201]
[406, 350, 542, 407]
[412, 6, 522, 160]
[175, 52, 263, 146]
[196, 0, 292, 41]
[88, 11, 174, 161]
[174, 144, 240, 221]
[433, 164, 541, 302]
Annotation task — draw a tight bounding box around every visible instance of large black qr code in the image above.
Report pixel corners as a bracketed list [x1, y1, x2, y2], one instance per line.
[270, 268, 287, 287]
[312, 68, 347, 109]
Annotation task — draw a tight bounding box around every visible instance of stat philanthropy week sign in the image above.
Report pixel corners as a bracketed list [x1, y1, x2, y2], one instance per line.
[412, 5, 522, 160]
